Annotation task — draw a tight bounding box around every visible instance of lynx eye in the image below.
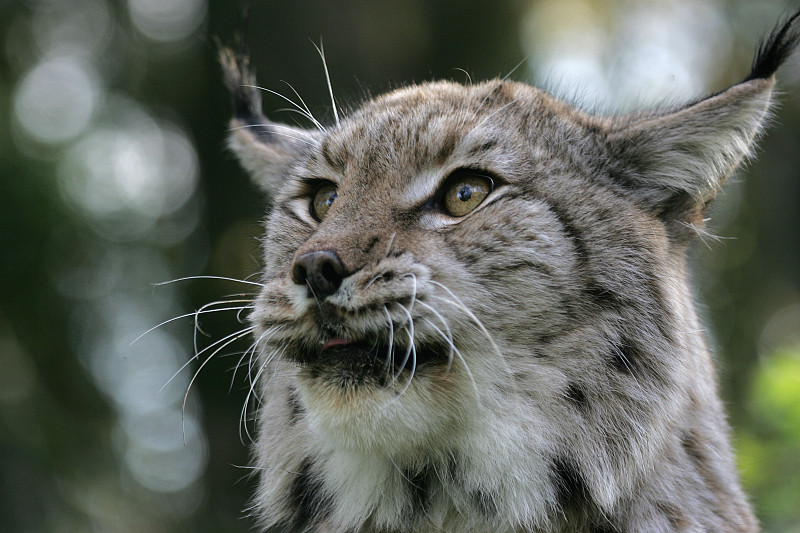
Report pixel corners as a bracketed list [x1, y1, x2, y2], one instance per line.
[311, 183, 338, 221]
[442, 173, 493, 217]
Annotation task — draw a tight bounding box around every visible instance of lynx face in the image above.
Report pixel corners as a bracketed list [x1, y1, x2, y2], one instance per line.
[250, 81, 601, 452]
[221, 11, 799, 533]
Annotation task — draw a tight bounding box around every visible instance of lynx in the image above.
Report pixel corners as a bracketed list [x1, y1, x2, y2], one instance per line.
[219, 11, 800, 533]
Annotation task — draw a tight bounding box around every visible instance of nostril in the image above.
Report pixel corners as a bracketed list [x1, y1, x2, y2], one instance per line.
[291, 261, 309, 286]
[320, 262, 339, 285]
[291, 250, 346, 298]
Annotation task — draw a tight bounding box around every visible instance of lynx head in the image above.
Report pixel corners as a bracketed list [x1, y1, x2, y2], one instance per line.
[220, 12, 798, 533]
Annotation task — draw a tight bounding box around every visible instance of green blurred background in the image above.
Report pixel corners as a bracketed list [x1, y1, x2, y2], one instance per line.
[1, 0, 798, 531]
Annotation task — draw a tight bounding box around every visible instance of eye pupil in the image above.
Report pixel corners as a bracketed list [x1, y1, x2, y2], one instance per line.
[440, 173, 493, 217]
[326, 192, 337, 207]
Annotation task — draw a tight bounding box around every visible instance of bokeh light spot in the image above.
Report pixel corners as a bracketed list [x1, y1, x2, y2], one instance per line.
[57, 97, 199, 239]
[13, 56, 100, 145]
[31, 0, 112, 57]
[127, 0, 207, 43]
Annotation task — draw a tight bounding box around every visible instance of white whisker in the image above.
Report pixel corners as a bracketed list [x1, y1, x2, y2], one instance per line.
[131, 301, 254, 346]
[415, 300, 455, 368]
[242, 84, 324, 131]
[178, 325, 255, 442]
[153, 275, 265, 287]
[501, 56, 527, 81]
[389, 305, 417, 398]
[452, 67, 473, 85]
[240, 343, 287, 443]
[281, 80, 321, 130]
[394, 305, 415, 380]
[430, 280, 503, 362]
[384, 232, 397, 258]
[474, 98, 519, 130]
[306, 280, 323, 312]
[408, 273, 418, 314]
[382, 305, 395, 376]
[171, 326, 255, 395]
[363, 273, 382, 291]
[228, 124, 318, 147]
[311, 39, 340, 126]
[231, 325, 279, 392]
[419, 316, 480, 401]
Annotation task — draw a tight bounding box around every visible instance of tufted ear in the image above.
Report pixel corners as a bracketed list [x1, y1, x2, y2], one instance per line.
[604, 78, 774, 210]
[219, 46, 319, 193]
[603, 10, 799, 226]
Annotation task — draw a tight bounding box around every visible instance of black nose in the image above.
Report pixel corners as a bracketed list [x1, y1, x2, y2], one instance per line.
[291, 250, 346, 298]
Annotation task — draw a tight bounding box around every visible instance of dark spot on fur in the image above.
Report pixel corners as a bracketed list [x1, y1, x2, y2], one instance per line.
[545, 201, 590, 268]
[472, 490, 497, 517]
[681, 431, 721, 493]
[490, 258, 557, 277]
[585, 281, 624, 311]
[287, 388, 304, 425]
[363, 235, 381, 254]
[607, 338, 640, 376]
[564, 383, 588, 412]
[536, 334, 555, 345]
[551, 456, 592, 512]
[513, 371, 530, 384]
[587, 522, 622, 533]
[465, 139, 499, 158]
[289, 460, 332, 528]
[278, 203, 313, 227]
[681, 431, 707, 468]
[433, 130, 458, 165]
[657, 501, 691, 530]
[404, 464, 434, 515]
[321, 137, 344, 171]
[447, 242, 486, 266]
[646, 286, 674, 343]
[606, 335, 668, 385]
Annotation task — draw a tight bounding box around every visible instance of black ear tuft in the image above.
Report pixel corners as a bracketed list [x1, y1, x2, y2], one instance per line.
[745, 9, 800, 81]
[218, 2, 265, 124]
[218, 43, 269, 125]
[220, 28, 319, 192]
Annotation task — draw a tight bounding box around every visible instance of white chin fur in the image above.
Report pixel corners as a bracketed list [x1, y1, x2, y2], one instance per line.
[297, 370, 470, 456]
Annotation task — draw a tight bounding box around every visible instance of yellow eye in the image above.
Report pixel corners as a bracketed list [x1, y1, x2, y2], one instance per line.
[442, 174, 493, 217]
[311, 183, 337, 221]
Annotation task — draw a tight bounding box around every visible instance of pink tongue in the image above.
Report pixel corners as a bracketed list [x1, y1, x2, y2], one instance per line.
[322, 337, 352, 351]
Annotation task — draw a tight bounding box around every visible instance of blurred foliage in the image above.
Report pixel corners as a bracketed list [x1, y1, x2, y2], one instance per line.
[1, 0, 798, 532]
[738, 346, 800, 532]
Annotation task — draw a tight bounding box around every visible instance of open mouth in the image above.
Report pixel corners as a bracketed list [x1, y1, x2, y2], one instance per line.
[293, 337, 449, 388]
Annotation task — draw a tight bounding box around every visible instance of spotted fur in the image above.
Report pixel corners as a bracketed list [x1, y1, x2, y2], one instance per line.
[221, 11, 800, 533]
